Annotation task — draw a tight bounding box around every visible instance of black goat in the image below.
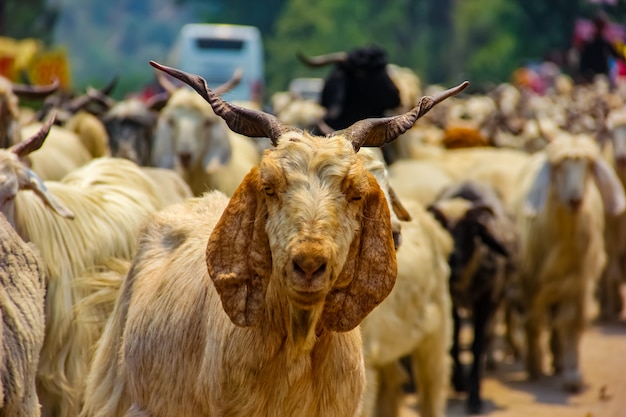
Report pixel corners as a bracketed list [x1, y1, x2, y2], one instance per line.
[428, 180, 518, 414]
[298, 45, 401, 163]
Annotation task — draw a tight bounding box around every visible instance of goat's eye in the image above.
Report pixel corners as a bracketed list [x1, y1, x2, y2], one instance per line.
[264, 186, 275, 196]
[351, 196, 362, 202]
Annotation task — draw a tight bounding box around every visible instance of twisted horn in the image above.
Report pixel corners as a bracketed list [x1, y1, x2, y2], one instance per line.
[150, 61, 300, 145]
[337, 81, 469, 151]
[297, 51, 348, 68]
[11, 111, 56, 157]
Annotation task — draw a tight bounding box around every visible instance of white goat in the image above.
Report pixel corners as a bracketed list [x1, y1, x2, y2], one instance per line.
[79, 62, 467, 417]
[0, 116, 168, 417]
[152, 71, 259, 196]
[0, 212, 45, 417]
[358, 152, 453, 417]
[513, 131, 625, 392]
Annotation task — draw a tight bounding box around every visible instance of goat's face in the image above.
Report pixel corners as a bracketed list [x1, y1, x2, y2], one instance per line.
[262, 133, 369, 308]
[154, 90, 231, 171]
[104, 100, 156, 166]
[206, 133, 398, 332]
[527, 134, 626, 216]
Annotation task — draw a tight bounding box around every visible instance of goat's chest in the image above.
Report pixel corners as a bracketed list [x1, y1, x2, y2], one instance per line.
[213, 340, 364, 417]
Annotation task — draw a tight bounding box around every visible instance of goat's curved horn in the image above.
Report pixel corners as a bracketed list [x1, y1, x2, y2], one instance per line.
[11, 111, 56, 157]
[150, 61, 300, 145]
[297, 51, 348, 67]
[100, 74, 119, 96]
[338, 81, 469, 151]
[213, 68, 243, 97]
[11, 78, 59, 99]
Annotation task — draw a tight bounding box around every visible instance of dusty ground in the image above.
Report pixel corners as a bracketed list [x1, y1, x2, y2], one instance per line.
[399, 322, 626, 417]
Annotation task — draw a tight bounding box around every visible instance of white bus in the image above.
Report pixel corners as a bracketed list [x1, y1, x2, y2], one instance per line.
[167, 23, 265, 105]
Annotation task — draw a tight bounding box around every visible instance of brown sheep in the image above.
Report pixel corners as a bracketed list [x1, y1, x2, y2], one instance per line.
[79, 62, 467, 417]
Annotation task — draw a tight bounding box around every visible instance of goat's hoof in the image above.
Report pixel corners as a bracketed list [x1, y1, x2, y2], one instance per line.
[562, 370, 582, 393]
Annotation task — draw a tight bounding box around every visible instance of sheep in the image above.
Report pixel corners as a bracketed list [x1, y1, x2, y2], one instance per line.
[0, 115, 169, 417]
[358, 151, 453, 417]
[513, 131, 626, 392]
[428, 180, 518, 414]
[151, 72, 260, 196]
[79, 61, 468, 417]
[0, 212, 46, 417]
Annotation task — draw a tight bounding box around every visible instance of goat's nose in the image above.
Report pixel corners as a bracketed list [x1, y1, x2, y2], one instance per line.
[569, 196, 583, 211]
[178, 152, 192, 167]
[292, 253, 328, 279]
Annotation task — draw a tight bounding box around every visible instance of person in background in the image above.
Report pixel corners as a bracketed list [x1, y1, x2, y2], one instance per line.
[578, 12, 625, 86]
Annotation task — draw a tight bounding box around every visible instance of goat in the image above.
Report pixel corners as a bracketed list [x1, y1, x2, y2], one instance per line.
[513, 131, 625, 392]
[79, 61, 468, 417]
[429, 180, 518, 414]
[0, 212, 46, 417]
[151, 70, 260, 196]
[359, 158, 453, 417]
[297, 46, 402, 164]
[0, 115, 167, 417]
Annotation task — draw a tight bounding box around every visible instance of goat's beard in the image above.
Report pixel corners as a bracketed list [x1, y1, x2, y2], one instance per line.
[289, 305, 323, 354]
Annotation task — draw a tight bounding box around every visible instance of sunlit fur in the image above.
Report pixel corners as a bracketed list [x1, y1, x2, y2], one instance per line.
[0, 77, 21, 149]
[81, 132, 397, 417]
[0, 153, 166, 417]
[64, 111, 110, 160]
[514, 133, 626, 392]
[0, 213, 45, 417]
[359, 196, 453, 417]
[152, 88, 260, 196]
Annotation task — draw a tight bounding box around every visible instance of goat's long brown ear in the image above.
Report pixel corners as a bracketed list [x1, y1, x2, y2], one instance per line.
[322, 174, 397, 332]
[206, 167, 272, 327]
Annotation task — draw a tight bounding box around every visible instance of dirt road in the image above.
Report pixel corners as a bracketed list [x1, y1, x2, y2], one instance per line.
[400, 322, 626, 417]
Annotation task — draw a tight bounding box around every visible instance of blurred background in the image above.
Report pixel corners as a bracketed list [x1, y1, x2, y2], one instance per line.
[3, 0, 626, 102]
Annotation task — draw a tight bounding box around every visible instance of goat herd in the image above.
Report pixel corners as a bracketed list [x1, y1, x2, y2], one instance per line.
[1, 45, 625, 417]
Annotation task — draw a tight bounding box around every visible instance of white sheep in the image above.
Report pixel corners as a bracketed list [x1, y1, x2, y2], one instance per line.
[0, 212, 46, 417]
[0, 116, 170, 417]
[513, 131, 626, 392]
[358, 151, 453, 417]
[79, 62, 467, 417]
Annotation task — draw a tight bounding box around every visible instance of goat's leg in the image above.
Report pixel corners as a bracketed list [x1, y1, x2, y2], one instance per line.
[556, 303, 584, 393]
[374, 361, 409, 417]
[412, 326, 450, 417]
[524, 310, 544, 380]
[466, 300, 494, 414]
[450, 307, 466, 392]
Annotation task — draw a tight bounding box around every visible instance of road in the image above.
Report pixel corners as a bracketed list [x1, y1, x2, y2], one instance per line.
[399, 322, 626, 417]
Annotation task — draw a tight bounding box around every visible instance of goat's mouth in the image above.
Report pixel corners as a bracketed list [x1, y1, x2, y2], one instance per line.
[288, 287, 328, 309]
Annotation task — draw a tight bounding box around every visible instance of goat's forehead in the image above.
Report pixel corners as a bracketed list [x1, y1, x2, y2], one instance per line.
[546, 135, 599, 164]
[265, 133, 360, 177]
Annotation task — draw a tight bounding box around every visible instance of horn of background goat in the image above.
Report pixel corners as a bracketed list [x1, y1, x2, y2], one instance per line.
[296, 51, 348, 67]
[339, 81, 469, 151]
[11, 112, 56, 157]
[213, 68, 244, 97]
[150, 61, 301, 144]
[11, 78, 59, 99]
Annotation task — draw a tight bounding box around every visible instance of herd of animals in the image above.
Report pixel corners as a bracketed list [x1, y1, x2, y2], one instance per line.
[1, 44, 626, 417]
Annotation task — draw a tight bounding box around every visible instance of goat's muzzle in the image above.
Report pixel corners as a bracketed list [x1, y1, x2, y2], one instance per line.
[287, 244, 332, 308]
